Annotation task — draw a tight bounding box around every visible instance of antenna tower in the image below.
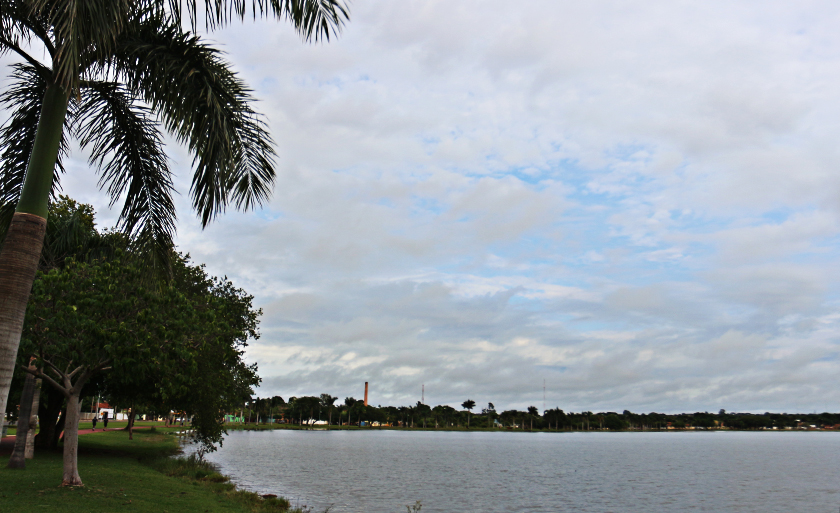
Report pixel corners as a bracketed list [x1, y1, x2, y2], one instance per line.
[422, 384, 425, 404]
[543, 379, 546, 413]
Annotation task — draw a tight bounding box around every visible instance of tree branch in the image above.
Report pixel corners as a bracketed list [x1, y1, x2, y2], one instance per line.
[93, 358, 113, 372]
[41, 357, 65, 379]
[21, 364, 70, 399]
[67, 364, 86, 379]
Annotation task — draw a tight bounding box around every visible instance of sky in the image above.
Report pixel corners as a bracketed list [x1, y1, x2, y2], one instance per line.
[26, 1, 840, 413]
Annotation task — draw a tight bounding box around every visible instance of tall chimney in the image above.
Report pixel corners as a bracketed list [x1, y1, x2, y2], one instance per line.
[364, 382, 369, 406]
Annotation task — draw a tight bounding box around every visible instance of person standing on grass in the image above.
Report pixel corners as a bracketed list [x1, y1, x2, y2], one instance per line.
[91, 416, 97, 430]
[102, 411, 108, 429]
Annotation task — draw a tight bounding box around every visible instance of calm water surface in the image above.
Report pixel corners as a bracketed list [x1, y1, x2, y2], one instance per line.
[194, 430, 840, 512]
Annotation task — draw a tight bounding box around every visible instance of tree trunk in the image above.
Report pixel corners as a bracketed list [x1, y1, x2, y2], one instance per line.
[127, 410, 136, 440]
[7, 370, 37, 468]
[24, 379, 41, 459]
[61, 393, 83, 487]
[0, 214, 47, 420]
[35, 385, 64, 450]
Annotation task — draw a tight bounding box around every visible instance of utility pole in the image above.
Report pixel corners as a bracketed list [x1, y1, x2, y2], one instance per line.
[422, 384, 424, 404]
[543, 379, 546, 414]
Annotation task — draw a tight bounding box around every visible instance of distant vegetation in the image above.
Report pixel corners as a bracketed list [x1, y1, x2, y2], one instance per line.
[236, 398, 840, 431]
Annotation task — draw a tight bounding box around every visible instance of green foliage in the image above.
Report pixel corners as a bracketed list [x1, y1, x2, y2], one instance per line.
[167, 255, 262, 452]
[22, 254, 196, 386]
[152, 453, 230, 483]
[20, 212, 262, 456]
[602, 414, 627, 431]
[287, 396, 322, 421]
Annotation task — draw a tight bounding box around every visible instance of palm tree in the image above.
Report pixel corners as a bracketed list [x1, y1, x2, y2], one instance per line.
[0, 0, 349, 459]
[462, 399, 476, 429]
[320, 393, 337, 427]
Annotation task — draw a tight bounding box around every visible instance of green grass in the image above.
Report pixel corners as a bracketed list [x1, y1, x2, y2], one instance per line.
[3, 420, 168, 438]
[0, 428, 308, 512]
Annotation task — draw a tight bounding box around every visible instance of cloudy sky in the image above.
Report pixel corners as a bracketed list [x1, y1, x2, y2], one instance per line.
[45, 1, 840, 413]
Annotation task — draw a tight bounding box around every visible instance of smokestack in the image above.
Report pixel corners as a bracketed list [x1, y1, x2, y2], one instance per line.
[364, 382, 369, 406]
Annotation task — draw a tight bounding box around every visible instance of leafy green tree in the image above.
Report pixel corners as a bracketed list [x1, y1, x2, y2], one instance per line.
[268, 395, 285, 423]
[165, 254, 260, 446]
[461, 399, 476, 428]
[440, 404, 458, 427]
[90, 248, 260, 447]
[381, 405, 399, 427]
[527, 406, 540, 430]
[603, 414, 627, 431]
[350, 399, 368, 426]
[4, 196, 105, 447]
[0, 0, 349, 432]
[544, 408, 566, 430]
[500, 409, 521, 428]
[481, 402, 497, 428]
[288, 396, 320, 425]
[415, 402, 432, 428]
[344, 397, 358, 426]
[21, 254, 197, 486]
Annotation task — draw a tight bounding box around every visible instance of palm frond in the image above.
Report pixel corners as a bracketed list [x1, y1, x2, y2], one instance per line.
[0, 63, 69, 243]
[41, 196, 97, 270]
[229, 108, 275, 211]
[74, 80, 176, 267]
[273, 0, 349, 42]
[0, 1, 38, 45]
[163, 0, 348, 40]
[26, 0, 130, 92]
[112, 15, 275, 226]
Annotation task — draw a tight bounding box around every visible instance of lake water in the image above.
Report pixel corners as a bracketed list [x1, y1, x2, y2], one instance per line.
[194, 429, 840, 512]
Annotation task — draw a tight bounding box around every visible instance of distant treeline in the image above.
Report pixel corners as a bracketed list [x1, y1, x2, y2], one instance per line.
[234, 396, 840, 431]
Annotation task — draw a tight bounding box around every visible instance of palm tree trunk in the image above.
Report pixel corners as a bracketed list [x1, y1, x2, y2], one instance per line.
[61, 393, 83, 486]
[0, 84, 69, 419]
[0, 214, 47, 418]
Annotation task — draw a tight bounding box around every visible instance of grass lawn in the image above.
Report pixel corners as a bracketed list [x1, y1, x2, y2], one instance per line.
[0, 428, 303, 512]
[4, 420, 171, 437]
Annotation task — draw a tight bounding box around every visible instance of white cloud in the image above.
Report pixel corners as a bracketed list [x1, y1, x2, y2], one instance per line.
[35, 0, 840, 413]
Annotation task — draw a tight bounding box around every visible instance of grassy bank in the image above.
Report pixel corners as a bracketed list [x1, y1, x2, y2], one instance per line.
[0, 428, 310, 512]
